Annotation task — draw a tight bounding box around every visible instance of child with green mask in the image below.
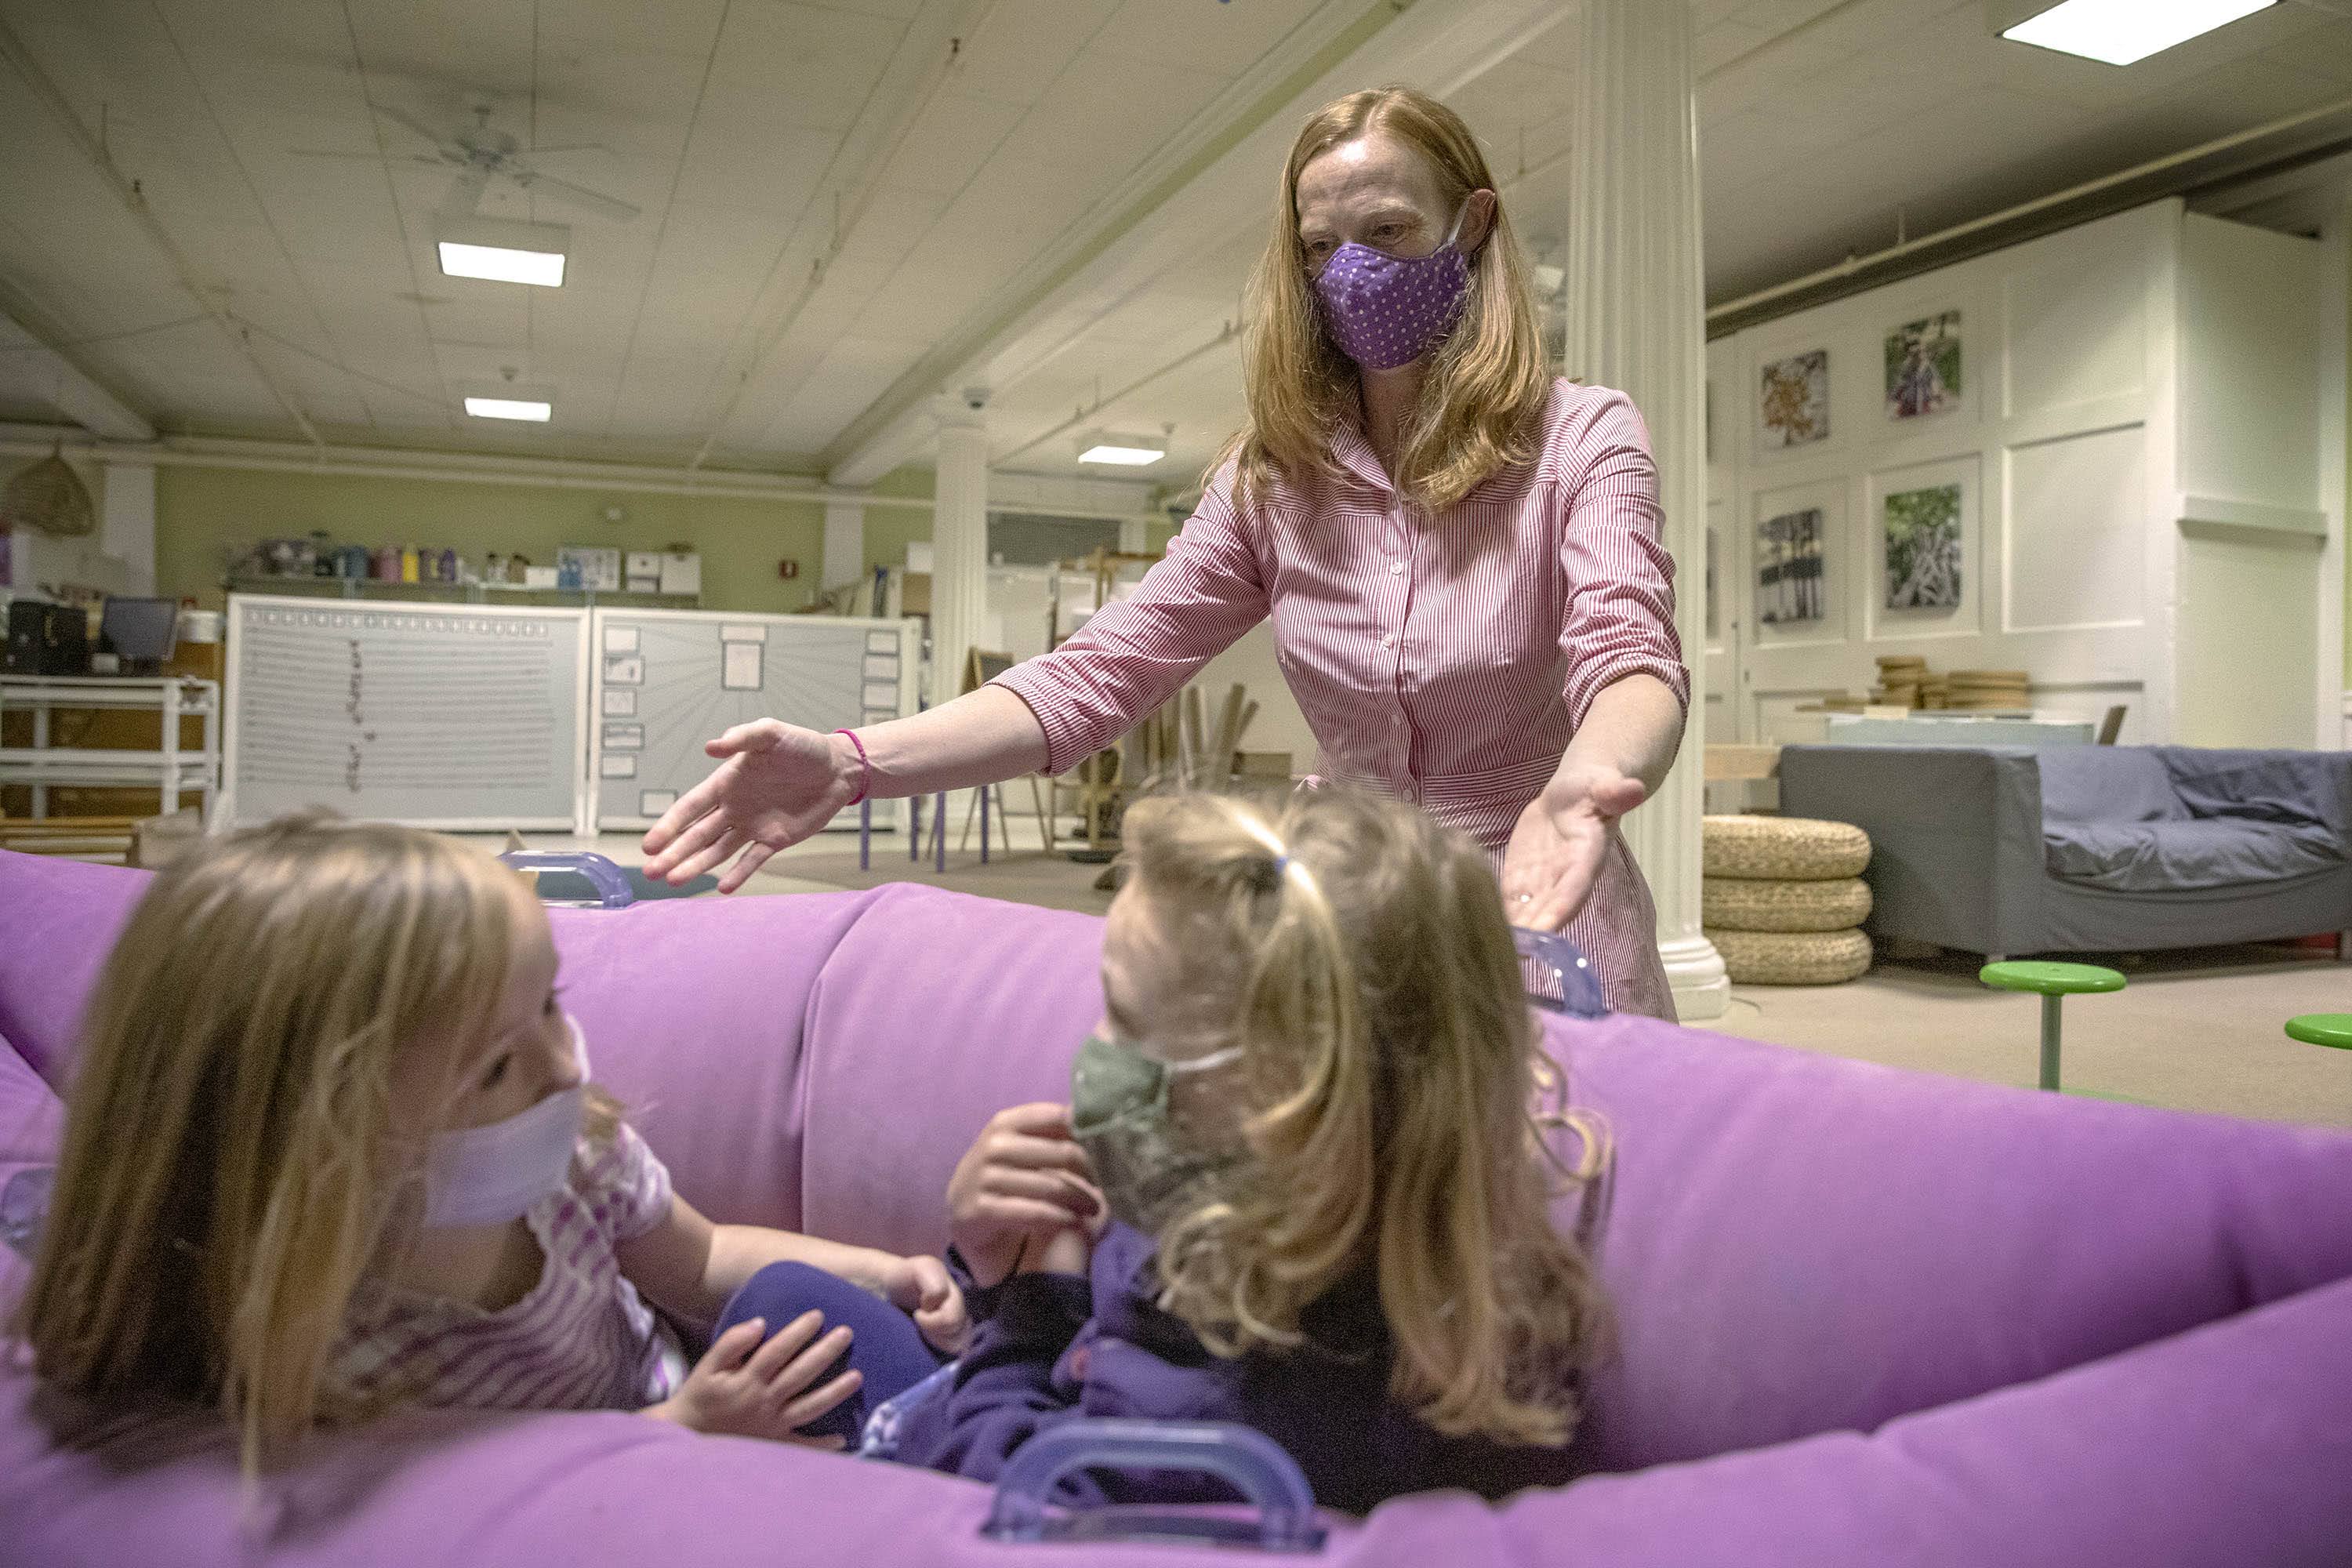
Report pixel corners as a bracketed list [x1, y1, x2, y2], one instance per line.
[892, 788, 1612, 1514]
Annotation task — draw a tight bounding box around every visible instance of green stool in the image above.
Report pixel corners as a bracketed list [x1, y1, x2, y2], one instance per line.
[2285, 1014, 2352, 1051]
[1980, 960, 2127, 1091]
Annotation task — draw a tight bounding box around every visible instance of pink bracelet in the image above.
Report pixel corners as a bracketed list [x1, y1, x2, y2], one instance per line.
[833, 729, 871, 806]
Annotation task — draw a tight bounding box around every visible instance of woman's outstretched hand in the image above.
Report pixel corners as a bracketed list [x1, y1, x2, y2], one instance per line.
[1498, 762, 1647, 936]
[642, 720, 856, 893]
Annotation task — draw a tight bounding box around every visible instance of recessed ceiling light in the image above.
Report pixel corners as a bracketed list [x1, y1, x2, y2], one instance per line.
[1077, 431, 1166, 466]
[1994, 0, 2276, 66]
[437, 218, 570, 287]
[464, 394, 553, 422]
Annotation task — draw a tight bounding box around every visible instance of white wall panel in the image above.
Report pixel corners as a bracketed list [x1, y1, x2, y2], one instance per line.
[2004, 425, 2146, 633]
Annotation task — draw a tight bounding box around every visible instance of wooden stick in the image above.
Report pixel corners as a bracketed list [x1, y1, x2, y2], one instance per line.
[1181, 687, 1205, 787]
[1209, 684, 1244, 779]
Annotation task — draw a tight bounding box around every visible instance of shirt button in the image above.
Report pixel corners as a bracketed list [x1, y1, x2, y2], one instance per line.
[1388, 561, 1403, 575]
[1381, 633, 1396, 649]
[1390, 713, 1403, 727]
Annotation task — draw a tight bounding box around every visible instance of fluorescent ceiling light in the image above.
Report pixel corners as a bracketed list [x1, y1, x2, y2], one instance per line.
[437, 218, 571, 287]
[1996, 0, 2275, 66]
[464, 395, 553, 422]
[1077, 430, 1166, 466]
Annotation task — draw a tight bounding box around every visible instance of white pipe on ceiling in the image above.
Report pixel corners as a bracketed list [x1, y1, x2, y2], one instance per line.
[0, 426, 1149, 522]
[1707, 89, 2352, 328]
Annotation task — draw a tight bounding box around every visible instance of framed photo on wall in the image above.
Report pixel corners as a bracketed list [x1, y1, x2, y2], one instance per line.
[1885, 310, 1962, 419]
[1758, 349, 1830, 448]
[1756, 506, 1826, 626]
[1867, 454, 1980, 640]
[1749, 481, 1847, 649]
[1882, 484, 1962, 611]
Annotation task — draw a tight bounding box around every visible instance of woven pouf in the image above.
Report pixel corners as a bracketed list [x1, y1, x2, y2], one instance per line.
[1702, 875, 1872, 933]
[1708, 927, 1875, 985]
[1703, 815, 1870, 880]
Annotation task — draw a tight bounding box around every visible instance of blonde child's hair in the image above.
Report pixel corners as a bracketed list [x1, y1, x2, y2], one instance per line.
[11, 814, 585, 1473]
[1120, 789, 1609, 1450]
[1221, 85, 1551, 514]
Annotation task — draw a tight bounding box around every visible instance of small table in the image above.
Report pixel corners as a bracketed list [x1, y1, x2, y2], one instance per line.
[1980, 960, 2126, 1091]
[2285, 1014, 2352, 1051]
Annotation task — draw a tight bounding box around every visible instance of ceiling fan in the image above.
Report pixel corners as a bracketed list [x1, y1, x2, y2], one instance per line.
[294, 101, 641, 223]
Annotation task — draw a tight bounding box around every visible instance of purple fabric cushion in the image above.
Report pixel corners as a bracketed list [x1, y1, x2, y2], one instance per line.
[3, 851, 2350, 1565]
[0, 851, 148, 1090]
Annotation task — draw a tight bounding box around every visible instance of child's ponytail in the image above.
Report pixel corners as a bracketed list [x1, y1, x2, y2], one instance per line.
[1123, 789, 1608, 1449]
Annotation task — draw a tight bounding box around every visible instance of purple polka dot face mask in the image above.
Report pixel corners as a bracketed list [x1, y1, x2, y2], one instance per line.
[1312, 205, 1471, 372]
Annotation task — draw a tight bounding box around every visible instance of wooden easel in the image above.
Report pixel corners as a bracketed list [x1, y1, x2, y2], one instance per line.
[956, 647, 1051, 856]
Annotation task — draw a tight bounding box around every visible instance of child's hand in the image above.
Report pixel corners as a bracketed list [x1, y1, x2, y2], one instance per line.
[947, 1102, 1103, 1288]
[646, 1311, 858, 1446]
[1018, 1224, 1094, 1278]
[882, 1253, 970, 1356]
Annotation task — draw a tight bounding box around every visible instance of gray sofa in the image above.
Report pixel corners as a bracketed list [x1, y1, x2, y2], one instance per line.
[1777, 744, 2352, 960]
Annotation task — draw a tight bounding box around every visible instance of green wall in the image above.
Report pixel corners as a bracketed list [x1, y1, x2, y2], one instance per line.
[157, 466, 833, 616]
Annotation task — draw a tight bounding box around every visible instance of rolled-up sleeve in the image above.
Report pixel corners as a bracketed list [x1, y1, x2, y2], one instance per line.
[1555, 391, 1690, 732]
[992, 471, 1269, 775]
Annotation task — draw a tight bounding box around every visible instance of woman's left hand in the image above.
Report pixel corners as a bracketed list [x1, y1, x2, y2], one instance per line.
[1499, 762, 1648, 935]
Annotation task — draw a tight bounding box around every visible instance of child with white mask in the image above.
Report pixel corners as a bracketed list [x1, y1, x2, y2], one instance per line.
[13, 815, 964, 1475]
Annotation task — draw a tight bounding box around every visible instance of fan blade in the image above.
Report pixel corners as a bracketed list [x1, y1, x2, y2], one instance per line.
[437, 169, 492, 220]
[516, 172, 640, 223]
[369, 100, 450, 148]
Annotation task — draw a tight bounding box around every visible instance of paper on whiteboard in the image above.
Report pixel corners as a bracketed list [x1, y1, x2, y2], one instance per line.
[866, 631, 898, 654]
[640, 789, 677, 816]
[720, 623, 767, 643]
[603, 688, 636, 717]
[605, 655, 644, 686]
[862, 681, 898, 708]
[604, 626, 640, 654]
[603, 723, 644, 750]
[600, 753, 637, 779]
[723, 641, 762, 690]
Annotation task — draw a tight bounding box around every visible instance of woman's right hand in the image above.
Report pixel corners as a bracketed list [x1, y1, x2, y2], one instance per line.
[642, 720, 858, 892]
[947, 1103, 1103, 1287]
[645, 1310, 859, 1446]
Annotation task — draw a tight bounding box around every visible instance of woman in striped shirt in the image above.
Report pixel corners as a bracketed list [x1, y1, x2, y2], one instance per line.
[646, 87, 1690, 1018]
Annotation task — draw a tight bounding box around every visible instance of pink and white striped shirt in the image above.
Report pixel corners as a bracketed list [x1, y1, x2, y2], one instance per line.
[996, 379, 1689, 1018]
[331, 1120, 677, 1414]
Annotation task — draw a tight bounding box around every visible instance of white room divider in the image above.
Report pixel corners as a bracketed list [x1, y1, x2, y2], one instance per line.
[1703, 198, 2336, 750]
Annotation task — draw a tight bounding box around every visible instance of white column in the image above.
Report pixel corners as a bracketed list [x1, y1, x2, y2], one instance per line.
[101, 459, 158, 594]
[1563, 0, 1727, 1020]
[822, 497, 866, 593]
[931, 398, 989, 708]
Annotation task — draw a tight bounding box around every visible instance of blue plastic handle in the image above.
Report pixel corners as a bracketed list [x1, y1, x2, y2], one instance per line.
[983, 1420, 1324, 1552]
[1, 1165, 54, 1259]
[497, 851, 635, 909]
[1512, 927, 1608, 1018]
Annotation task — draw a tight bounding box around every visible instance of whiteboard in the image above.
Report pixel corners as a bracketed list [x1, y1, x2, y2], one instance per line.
[589, 608, 919, 831]
[222, 595, 590, 832]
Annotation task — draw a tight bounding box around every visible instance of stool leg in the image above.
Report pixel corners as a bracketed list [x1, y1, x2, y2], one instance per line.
[2039, 993, 2063, 1092]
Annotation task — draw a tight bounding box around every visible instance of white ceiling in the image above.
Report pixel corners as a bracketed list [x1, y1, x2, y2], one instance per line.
[4, 0, 2352, 492]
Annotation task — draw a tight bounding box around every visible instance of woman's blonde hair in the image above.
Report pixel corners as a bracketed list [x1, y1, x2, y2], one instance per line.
[1120, 789, 1608, 1449]
[1226, 85, 1551, 514]
[11, 815, 575, 1472]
